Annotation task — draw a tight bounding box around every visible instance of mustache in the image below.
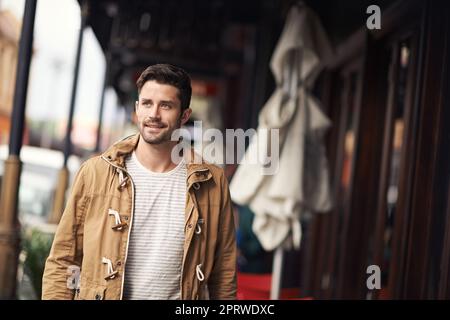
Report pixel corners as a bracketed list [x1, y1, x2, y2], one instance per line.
[143, 119, 167, 127]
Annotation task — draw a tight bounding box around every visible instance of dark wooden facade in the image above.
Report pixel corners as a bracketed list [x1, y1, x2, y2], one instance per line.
[301, 0, 450, 299]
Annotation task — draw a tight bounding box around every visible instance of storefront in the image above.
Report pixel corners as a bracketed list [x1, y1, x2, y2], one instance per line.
[83, 0, 450, 300]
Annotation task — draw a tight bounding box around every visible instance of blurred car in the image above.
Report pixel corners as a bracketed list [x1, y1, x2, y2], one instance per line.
[0, 145, 82, 231]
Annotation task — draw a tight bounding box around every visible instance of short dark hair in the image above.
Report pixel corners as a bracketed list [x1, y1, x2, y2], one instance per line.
[136, 64, 192, 110]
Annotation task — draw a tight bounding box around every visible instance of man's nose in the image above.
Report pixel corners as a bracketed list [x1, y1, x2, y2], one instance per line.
[148, 105, 161, 119]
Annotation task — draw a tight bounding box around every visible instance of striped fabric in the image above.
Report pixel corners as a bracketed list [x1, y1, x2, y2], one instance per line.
[123, 152, 186, 300]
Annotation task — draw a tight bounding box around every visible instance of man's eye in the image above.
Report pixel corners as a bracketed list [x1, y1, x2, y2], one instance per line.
[161, 104, 171, 109]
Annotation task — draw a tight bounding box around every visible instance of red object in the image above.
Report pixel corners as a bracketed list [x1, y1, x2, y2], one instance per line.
[237, 272, 312, 300]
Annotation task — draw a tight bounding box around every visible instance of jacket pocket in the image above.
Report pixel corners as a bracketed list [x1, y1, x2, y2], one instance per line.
[75, 283, 107, 300]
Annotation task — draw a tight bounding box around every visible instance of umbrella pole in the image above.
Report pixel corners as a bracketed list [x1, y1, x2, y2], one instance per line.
[270, 247, 284, 299]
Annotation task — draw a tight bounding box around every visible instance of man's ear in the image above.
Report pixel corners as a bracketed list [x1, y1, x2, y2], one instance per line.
[135, 100, 138, 111]
[180, 108, 192, 125]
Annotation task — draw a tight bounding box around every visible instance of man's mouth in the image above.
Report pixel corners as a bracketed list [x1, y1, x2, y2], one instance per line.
[144, 123, 165, 129]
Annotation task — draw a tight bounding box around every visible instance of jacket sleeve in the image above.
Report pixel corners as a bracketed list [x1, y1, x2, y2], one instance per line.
[208, 170, 237, 299]
[42, 163, 88, 300]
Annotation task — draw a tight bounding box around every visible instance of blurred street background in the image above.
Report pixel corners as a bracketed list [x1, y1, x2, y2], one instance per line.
[1, 0, 450, 300]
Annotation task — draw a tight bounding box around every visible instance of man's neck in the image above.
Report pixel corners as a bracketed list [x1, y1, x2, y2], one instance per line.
[135, 137, 179, 173]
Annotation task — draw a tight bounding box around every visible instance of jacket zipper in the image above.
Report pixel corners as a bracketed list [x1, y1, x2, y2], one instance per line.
[192, 196, 206, 300]
[180, 168, 210, 299]
[180, 203, 195, 299]
[101, 156, 135, 300]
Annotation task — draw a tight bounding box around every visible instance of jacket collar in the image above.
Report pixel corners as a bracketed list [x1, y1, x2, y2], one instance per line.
[102, 133, 139, 168]
[101, 133, 213, 186]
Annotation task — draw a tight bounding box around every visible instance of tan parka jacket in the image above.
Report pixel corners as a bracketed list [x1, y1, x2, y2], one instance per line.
[42, 133, 237, 300]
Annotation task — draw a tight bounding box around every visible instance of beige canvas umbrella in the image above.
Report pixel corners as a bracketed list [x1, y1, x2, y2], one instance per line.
[230, 1, 333, 299]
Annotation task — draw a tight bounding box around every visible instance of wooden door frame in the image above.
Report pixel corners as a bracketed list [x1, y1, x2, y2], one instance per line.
[316, 31, 367, 299]
[401, 0, 450, 299]
[302, 0, 450, 299]
[307, 0, 428, 299]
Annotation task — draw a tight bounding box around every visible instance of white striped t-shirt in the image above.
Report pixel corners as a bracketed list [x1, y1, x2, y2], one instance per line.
[123, 151, 186, 300]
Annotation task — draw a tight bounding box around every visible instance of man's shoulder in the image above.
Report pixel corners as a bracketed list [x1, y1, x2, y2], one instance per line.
[203, 161, 224, 174]
[194, 161, 229, 187]
[186, 155, 223, 173]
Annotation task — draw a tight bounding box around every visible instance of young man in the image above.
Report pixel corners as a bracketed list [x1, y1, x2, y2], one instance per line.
[42, 64, 237, 300]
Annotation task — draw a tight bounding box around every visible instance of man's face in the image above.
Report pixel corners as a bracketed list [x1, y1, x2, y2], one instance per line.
[135, 80, 191, 145]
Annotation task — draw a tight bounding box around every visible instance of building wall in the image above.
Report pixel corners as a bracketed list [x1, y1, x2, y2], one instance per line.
[0, 10, 20, 144]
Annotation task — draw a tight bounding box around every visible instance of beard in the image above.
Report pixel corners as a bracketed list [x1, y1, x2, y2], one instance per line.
[139, 117, 181, 145]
